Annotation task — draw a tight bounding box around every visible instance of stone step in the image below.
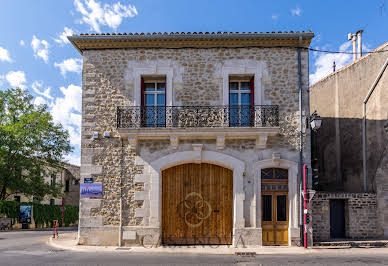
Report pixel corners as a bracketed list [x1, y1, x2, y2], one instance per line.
[315, 240, 388, 248]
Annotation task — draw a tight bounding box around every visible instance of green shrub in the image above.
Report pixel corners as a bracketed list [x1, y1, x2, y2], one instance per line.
[0, 200, 78, 227]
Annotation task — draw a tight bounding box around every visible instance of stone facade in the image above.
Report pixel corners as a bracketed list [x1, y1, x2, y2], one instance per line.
[72, 32, 313, 246]
[311, 192, 378, 242]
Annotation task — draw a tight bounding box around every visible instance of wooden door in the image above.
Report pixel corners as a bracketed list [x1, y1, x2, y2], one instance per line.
[330, 199, 345, 239]
[162, 163, 233, 245]
[262, 192, 289, 245]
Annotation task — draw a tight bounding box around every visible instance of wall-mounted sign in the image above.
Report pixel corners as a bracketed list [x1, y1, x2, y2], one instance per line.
[84, 177, 94, 183]
[20, 205, 32, 224]
[80, 183, 103, 198]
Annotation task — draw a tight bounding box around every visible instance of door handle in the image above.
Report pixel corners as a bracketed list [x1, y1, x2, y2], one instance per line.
[213, 210, 219, 213]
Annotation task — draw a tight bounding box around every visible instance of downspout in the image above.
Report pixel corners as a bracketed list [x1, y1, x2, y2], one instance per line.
[362, 58, 388, 192]
[119, 137, 124, 247]
[298, 34, 304, 244]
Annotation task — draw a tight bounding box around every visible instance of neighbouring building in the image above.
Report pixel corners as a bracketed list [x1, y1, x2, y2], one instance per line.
[69, 31, 314, 246]
[10, 162, 80, 206]
[310, 42, 388, 241]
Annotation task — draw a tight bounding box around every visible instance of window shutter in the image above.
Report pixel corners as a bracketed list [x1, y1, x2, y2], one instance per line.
[141, 77, 145, 106]
[250, 76, 254, 106]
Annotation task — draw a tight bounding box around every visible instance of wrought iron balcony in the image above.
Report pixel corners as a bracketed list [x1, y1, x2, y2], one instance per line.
[117, 105, 279, 129]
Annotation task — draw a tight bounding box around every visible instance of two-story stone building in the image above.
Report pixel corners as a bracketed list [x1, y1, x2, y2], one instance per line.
[69, 31, 314, 246]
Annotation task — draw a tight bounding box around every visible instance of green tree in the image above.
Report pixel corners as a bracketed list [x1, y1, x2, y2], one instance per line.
[0, 88, 72, 200]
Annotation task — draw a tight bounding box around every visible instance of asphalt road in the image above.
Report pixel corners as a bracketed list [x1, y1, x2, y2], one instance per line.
[1, 230, 388, 265]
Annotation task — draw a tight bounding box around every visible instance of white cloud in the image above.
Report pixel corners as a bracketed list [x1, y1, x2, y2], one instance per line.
[0, 46, 12, 62]
[19, 40, 25, 46]
[31, 83, 82, 164]
[33, 96, 48, 106]
[31, 81, 53, 100]
[63, 153, 80, 166]
[5, 71, 27, 89]
[54, 27, 74, 45]
[74, 0, 138, 32]
[291, 6, 302, 16]
[310, 42, 353, 84]
[271, 14, 279, 20]
[54, 58, 83, 76]
[31, 35, 49, 63]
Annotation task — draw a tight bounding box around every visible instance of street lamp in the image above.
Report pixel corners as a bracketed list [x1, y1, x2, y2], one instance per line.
[310, 111, 322, 131]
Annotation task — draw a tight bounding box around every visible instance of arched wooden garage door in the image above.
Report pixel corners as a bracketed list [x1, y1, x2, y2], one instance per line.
[162, 163, 233, 245]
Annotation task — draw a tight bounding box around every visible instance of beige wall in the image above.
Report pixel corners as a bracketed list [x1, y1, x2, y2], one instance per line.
[310, 42, 388, 236]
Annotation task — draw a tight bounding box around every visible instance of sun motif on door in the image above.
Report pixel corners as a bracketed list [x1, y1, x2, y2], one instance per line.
[177, 192, 212, 228]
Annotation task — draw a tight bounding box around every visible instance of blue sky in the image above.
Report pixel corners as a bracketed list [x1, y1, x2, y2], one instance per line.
[0, 0, 387, 165]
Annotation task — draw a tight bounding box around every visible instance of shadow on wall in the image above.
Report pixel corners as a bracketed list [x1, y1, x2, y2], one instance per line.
[313, 117, 387, 193]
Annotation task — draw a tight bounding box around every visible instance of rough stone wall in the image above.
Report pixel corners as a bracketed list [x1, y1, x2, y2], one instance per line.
[62, 163, 80, 206]
[79, 46, 311, 245]
[311, 192, 378, 242]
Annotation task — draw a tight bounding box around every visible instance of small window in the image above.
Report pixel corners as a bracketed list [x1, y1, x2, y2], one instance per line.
[277, 195, 287, 221]
[65, 180, 70, 192]
[50, 174, 56, 186]
[262, 195, 272, 221]
[14, 196, 21, 202]
[261, 168, 288, 180]
[50, 199, 55, 206]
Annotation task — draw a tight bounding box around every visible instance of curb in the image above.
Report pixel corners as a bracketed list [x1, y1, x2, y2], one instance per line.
[47, 234, 319, 255]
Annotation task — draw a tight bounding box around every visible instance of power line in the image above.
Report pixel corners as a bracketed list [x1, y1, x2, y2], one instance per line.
[307, 46, 388, 55]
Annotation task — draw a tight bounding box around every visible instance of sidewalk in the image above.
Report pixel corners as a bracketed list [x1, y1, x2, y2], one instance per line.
[49, 232, 323, 255]
[1, 226, 78, 232]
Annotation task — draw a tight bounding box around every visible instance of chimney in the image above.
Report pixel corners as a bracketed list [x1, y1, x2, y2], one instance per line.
[348, 30, 363, 61]
[356, 30, 363, 58]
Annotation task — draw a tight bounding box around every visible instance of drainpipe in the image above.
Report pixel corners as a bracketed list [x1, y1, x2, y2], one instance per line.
[297, 34, 304, 245]
[362, 58, 388, 192]
[119, 138, 124, 247]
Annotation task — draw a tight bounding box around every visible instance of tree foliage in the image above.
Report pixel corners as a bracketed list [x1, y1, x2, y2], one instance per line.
[0, 88, 72, 200]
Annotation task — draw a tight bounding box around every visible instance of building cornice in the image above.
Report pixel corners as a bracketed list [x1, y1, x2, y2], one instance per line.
[68, 31, 314, 54]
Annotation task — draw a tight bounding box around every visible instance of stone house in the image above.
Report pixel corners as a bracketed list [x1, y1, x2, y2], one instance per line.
[310, 42, 388, 241]
[69, 31, 314, 246]
[10, 162, 80, 206]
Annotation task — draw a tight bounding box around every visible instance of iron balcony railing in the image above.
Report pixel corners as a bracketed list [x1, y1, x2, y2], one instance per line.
[117, 105, 279, 128]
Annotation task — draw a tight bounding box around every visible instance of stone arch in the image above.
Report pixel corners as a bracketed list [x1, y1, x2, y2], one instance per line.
[253, 158, 298, 246]
[149, 150, 245, 244]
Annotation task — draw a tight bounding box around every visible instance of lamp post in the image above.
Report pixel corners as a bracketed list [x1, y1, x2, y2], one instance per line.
[310, 111, 322, 132]
[303, 111, 322, 248]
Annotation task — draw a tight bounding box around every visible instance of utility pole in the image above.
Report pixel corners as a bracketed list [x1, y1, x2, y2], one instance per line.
[333, 61, 336, 72]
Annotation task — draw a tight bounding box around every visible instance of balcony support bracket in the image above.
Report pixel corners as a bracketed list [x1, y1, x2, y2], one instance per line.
[256, 135, 268, 149]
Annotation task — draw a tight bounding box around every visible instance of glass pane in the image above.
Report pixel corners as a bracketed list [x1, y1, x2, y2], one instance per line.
[274, 168, 288, 179]
[262, 195, 272, 221]
[157, 94, 165, 106]
[262, 169, 273, 179]
[157, 83, 166, 91]
[241, 93, 251, 105]
[240, 82, 250, 90]
[277, 195, 287, 221]
[145, 94, 154, 106]
[229, 93, 238, 105]
[229, 82, 238, 91]
[145, 83, 155, 91]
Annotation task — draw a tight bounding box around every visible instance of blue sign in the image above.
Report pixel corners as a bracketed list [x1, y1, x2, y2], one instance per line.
[81, 183, 103, 198]
[84, 178, 94, 183]
[20, 205, 32, 224]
